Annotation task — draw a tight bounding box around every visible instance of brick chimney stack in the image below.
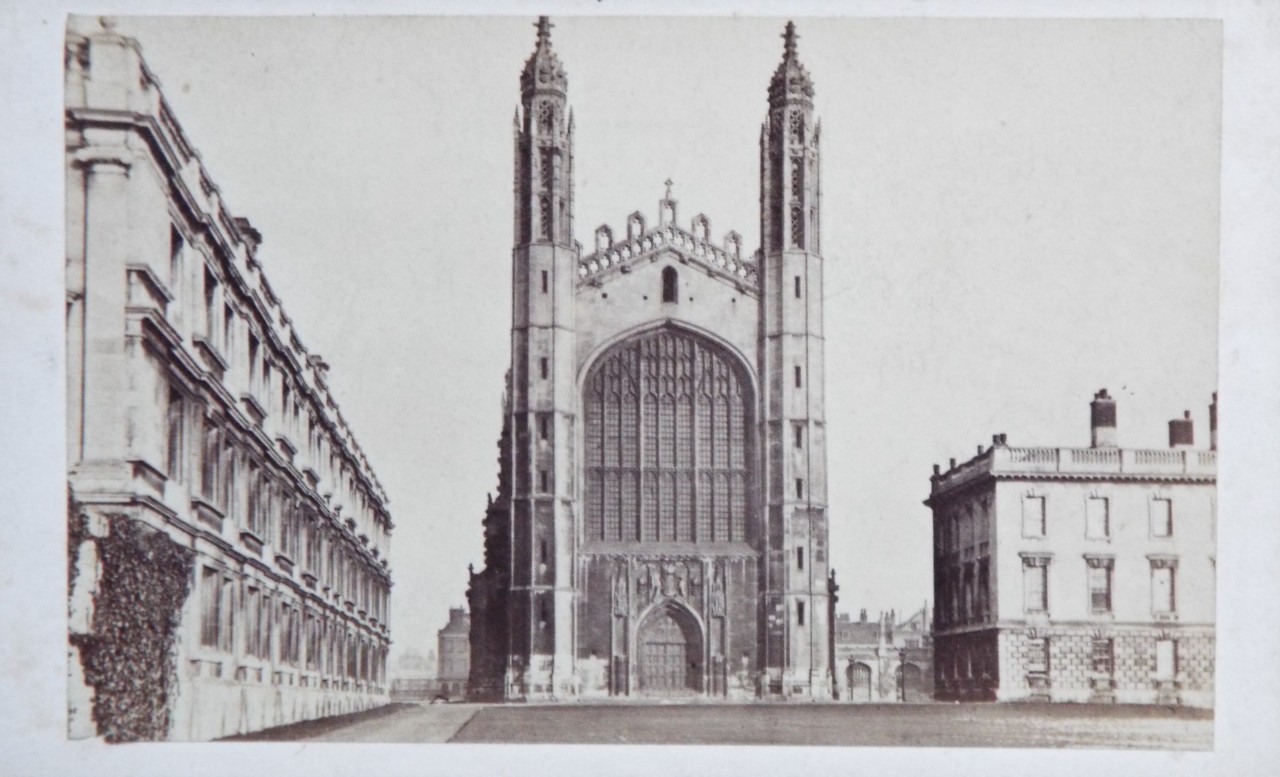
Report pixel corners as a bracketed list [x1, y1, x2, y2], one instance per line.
[1090, 389, 1117, 448]
[1169, 410, 1194, 449]
[1209, 392, 1218, 451]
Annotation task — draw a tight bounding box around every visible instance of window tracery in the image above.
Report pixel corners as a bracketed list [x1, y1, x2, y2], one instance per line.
[584, 330, 753, 544]
[789, 111, 804, 145]
[538, 101, 556, 133]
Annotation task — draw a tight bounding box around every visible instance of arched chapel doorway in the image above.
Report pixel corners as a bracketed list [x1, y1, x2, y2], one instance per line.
[636, 606, 702, 695]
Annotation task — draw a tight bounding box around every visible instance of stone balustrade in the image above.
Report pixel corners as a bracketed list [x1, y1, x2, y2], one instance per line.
[933, 446, 1216, 494]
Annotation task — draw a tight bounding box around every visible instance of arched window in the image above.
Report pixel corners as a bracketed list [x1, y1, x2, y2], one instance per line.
[661, 266, 678, 303]
[583, 328, 754, 545]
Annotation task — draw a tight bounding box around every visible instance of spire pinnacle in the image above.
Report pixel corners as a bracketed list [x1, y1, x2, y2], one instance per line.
[768, 20, 814, 106]
[521, 16, 568, 99]
[664, 178, 674, 200]
[535, 16, 553, 47]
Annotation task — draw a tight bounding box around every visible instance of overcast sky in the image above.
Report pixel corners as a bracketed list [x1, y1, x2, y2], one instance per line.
[104, 15, 1220, 661]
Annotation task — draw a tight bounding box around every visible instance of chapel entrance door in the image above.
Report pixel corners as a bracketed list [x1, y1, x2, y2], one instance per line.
[637, 607, 701, 695]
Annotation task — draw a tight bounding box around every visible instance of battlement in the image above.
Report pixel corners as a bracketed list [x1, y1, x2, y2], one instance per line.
[578, 212, 758, 290]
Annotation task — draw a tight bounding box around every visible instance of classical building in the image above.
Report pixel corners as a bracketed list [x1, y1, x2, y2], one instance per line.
[66, 19, 393, 740]
[436, 608, 471, 700]
[927, 390, 1217, 706]
[833, 607, 934, 703]
[468, 18, 834, 701]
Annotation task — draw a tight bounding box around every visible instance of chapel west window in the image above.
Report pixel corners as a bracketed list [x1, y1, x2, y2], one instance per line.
[583, 329, 753, 544]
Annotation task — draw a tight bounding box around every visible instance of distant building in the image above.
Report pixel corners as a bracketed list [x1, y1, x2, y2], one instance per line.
[437, 608, 471, 700]
[388, 649, 435, 702]
[927, 390, 1216, 706]
[65, 19, 393, 740]
[833, 607, 934, 702]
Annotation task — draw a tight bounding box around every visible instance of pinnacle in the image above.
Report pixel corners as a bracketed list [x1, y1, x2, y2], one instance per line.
[535, 16, 554, 47]
[769, 19, 814, 104]
[783, 21, 798, 58]
[521, 15, 567, 98]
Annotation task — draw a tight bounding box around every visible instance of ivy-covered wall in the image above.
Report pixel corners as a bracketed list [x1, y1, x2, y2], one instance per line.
[68, 508, 195, 742]
[68, 488, 86, 593]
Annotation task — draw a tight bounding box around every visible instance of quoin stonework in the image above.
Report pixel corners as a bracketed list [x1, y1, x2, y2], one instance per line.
[467, 18, 834, 701]
[66, 19, 394, 740]
[927, 390, 1217, 706]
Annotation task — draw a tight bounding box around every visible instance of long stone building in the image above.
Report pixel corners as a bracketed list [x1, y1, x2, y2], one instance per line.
[927, 390, 1216, 706]
[468, 18, 835, 701]
[65, 19, 393, 740]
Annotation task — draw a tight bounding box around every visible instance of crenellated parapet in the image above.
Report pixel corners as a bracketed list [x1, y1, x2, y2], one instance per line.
[578, 213, 757, 291]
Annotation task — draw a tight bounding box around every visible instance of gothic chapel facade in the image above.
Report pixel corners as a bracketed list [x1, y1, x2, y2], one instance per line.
[468, 18, 834, 701]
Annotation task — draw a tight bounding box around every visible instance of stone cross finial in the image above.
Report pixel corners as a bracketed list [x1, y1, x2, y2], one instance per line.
[664, 178, 674, 199]
[536, 16, 554, 45]
[782, 21, 798, 57]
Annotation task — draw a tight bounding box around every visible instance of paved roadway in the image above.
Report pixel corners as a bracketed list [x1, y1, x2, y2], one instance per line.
[239, 701, 1212, 749]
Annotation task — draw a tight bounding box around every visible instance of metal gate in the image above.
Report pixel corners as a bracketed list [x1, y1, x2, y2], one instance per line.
[848, 662, 872, 702]
[900, 663, 926, 702]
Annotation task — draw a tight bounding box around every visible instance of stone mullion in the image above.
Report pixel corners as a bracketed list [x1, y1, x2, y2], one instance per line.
[637, 354, 649, 543]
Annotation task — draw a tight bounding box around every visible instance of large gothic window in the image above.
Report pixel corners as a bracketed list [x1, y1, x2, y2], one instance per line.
[584, 329, 753, 545]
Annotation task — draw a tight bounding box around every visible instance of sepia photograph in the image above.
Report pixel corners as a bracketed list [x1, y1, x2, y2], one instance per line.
[4, 0, 1280, 775]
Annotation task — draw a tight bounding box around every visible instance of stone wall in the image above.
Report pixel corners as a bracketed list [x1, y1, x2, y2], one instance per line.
[991, 626, 1213, 706]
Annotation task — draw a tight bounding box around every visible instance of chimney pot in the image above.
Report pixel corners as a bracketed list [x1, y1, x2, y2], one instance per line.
[949, 458, 957, 470]
[932, 464, 940, 476]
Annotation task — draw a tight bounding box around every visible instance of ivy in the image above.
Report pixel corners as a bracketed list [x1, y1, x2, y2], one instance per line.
[70, 515, 195, 742]
[67, 488, 86, 593]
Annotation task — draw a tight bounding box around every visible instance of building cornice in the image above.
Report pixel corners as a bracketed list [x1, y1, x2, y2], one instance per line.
[926, 445, 1217, 507]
